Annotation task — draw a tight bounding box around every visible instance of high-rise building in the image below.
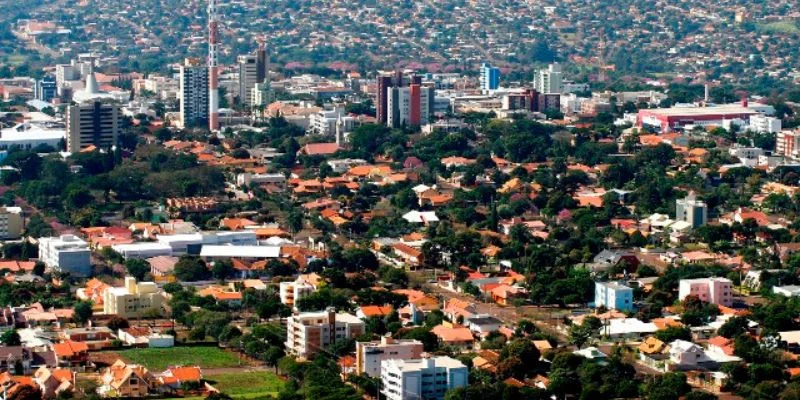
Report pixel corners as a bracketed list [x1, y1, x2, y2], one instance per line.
[179, 58, 209, 128]
[0, 207, 23, 240]
[380, 356, 468, 400]
[238, 54, 259, 107]
[208, 0, 220, 131]
[256, 44, 267, 84]
[284, 309, 364, 359]
[386, 84, 435, 128]
[34, 76, 57, 102]
[480, 63, 500, 92]
[66, 69, 122, 152]
[534, 63, 563, 94]
[376, 76, 394, 125]
[675, 192, 708, 228]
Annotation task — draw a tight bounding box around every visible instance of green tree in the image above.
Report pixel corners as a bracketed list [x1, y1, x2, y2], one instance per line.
[125, 259, 150, 281]
[73, 301, 93, 325]
[0, 330, 20, 346]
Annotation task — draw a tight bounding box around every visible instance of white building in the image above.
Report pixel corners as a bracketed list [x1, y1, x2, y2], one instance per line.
[279, 273, 322, 308]
[156, 231, 257, 254]
[111, 243, 173, 259]
[380, 356, 468, 400]
[238, 54, 259, 107]
[773, 285, 800, 297]
[534, 63, 563, 94]
[675, 193, 707, 229]
[103, 277, 165, 319]
[179, 58, 209, 129]
[678, 278, 733, 307]
[748, 114, 781, 134]
[594, 281, 634, 311]
[0, 122, 65, 150]
[38, 235, 92, 276]
[309, 107, 356, 137]
[386, 85, 435, 128]
[284, 309, 364, 359]
[356, 337, 424, 377]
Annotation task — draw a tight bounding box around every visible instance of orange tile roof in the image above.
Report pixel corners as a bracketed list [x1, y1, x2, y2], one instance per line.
[431, 325, 474, 343]
[53, 340, 89, 357]
[359, 305, 393, 318]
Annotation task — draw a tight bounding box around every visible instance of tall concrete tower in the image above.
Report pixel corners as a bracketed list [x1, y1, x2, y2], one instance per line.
[208, 0, 219, 131]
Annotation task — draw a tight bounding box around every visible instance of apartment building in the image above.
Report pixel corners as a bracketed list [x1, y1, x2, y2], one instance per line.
[386, 84, 435, 128]
[479, 63, 500, 92]
[777, 130, 800, 158]
[534, 63, 563, 94]
[678, 278, 733, 307]
[284, 309, 364, 359]
[675, 193, 708, 229]
[380, 356, 468, 400]
[356, 337, 424, 377]
[103, 277, 165, 319]
[0, 206, 23, 239]
[38, 235, 92, 276]
[279, 273, 323, 308]
[179, 58, 209, 128]
[594, 281, 634, 311]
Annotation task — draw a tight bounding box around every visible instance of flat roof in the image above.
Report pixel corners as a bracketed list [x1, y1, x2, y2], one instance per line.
[640, 105, 759, 117]
[199, 245, 280, 258]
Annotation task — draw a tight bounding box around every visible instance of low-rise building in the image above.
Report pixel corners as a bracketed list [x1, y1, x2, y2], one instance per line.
[103, 277, 165, 319]
[355, 337, 424, 377]
[678, 278, 733, 307]
[279, 273, 323, 308]
[98, 359, 156, 398]
[594, 281, 634, 311]
[38, 235, 92, 276]
[0, 207, 23, 239]
[380, 356, 468, 400]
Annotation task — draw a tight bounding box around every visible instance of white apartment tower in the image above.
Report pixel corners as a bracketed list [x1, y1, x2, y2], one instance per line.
[284, 309, 364, 359]
[179, 58, 209, 128]
[535, 63, 563, 94]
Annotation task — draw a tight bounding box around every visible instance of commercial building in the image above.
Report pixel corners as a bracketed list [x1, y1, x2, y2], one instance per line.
[237, 50, 266, 107]
[38, 235, 92, 276]
[179, 58, 209, 128]
[594, 281, 634, 311]
[103, 277, 165, 318]
[0, 207, 23, 239]
[534, 63, 563, 94]
[356, 337, 424, 377]
[675, 193, 708, 228]
[678, 278, 733, 307]
[0, 121, 65, 150]
[66, 70, 122, 152]
[637, 103, 761, 134]
[479, 63, 500, 92]
[380, 356, 468, 400]
[34, 76, 57, 102]
[284, 309, 364, 358]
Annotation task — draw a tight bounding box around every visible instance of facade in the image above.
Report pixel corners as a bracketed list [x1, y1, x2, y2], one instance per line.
[479, 63, 500, 92]
[749, 114, 781, 133]
[386, 85, 435, 128]
[380, 356, 468, 400]
[252, 80, 275, 107]
[179, 58, 209, 128]
[675, 193, 708, 228]
[38, 235, 92, 276]
[678, 278, 733, 307]
[284, 309, 364, 358]
[309, 107, 356, 137]
[237, 54, 259, 107]
[103, 277, 165, 319]
[98, 360, 156, 398]
[66, 71, 122, 152]
[777, 130, 800, 158]
[637, 104, 761, 133]
[534, 63, 563, 94]
[278, 274, 321, 308]
[594, 281, 634, 311]
[356, 337, 424, 377]
[35, 76, 57, 102]
[0, 206, 23, 239]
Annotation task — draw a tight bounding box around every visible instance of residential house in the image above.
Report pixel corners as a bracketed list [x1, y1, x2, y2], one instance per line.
[118, 327, 174, 348]
[431, 322, 474, 350]
[465, 315, 503, 338]
[51, 341, 89, 368]
[158, 366, 202, 393]
[98, 360, 156, 398]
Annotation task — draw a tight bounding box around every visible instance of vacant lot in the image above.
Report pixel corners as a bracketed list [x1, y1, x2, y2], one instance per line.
[112, 346, 242, 371]
[205, 371, 285, 399]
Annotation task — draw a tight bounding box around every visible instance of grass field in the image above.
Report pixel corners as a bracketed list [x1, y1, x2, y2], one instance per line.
[114, 346, 242, 371]
[759, 21, 800, 34]
[205, 371, 285, 399]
